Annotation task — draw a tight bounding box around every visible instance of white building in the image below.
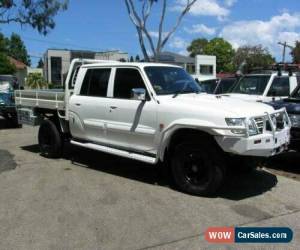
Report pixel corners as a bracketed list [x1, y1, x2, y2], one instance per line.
[44, 49, 129, 85]
[154, 52, 216, 81]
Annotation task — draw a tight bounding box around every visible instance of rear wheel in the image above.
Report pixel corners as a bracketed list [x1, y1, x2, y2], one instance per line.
[170, 139, 226, 196]
[38, 119, 62, 158]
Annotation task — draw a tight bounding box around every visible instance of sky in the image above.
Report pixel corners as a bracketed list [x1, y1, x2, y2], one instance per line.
[1, 0, 300, 66]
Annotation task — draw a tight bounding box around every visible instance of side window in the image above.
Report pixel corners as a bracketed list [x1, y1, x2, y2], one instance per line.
[80, 68, 111, 97]
[80, 69, 92, 95]
[267, 77, 290, 96]
[114, 68, 146, 99]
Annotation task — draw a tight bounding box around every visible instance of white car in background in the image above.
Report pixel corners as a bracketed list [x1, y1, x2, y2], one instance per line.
[224, 72, 298, 103]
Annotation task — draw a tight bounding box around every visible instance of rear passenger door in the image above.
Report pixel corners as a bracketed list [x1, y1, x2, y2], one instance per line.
[69, 67, 112, 143]
[105, 67, 157, 153]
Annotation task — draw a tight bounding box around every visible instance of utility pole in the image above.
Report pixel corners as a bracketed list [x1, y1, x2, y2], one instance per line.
[278, 42, 294, 64]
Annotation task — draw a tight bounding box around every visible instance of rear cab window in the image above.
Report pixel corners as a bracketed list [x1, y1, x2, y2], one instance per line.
[80, 68, 111, 97]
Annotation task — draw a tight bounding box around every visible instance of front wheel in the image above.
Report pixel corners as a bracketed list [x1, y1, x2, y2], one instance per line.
[38, 119, 62, 158]
[170, 140, 225, 196]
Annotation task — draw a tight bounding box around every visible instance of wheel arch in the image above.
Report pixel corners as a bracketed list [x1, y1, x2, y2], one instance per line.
[158, 125, 221, 162]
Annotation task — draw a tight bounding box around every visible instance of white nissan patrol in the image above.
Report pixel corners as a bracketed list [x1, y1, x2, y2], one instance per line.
[15, 59, 291, 196]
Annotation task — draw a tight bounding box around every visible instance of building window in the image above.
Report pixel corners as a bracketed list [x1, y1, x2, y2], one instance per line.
[200, 65, 213, 75]
[50, 57, 62, 85]
[186, 64, 195, 74]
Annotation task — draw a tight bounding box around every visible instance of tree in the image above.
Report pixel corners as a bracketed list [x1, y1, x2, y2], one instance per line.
[37, 58, 44, 68]
[0, 32, 9, 52]
[125, 0, 198, 61]
[291, 41, 300, 64]
[26, 73, 47, 89]
[135, 55, 140, 62]
[8, 33, 31, 66]
[0, 53, 16, 74]
[0, 0, 68, 35]
[130, 56, 134, 62]
[187, 38, 208, 57]
[203, 38, 235, 73]
[234, 45, 275, 72]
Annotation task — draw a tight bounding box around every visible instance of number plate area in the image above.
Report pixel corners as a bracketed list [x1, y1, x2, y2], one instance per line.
[17, 108, 42, 126]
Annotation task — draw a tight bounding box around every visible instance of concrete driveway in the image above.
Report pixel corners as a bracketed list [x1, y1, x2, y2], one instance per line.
[0, 117, 300, 250]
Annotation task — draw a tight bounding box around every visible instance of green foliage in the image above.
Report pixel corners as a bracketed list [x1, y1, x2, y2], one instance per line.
[0, 0, 68, 35]
[0, 33, 9, 53]
[8, 33, 31, 66]
[26, 72, 48, 89]
[291, 41, 300, 64]
[37, 58, 44, 68]
[187, 38, 208, 57]
[130, 56, 134, 62]
[203, 38, 235, 73]
[135, 55, 140, 62]
[0, 53, 16, 74]
[233, 45, 275, 72]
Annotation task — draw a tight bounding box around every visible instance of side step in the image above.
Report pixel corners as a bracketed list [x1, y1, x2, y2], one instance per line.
[70, 140, 157, 165]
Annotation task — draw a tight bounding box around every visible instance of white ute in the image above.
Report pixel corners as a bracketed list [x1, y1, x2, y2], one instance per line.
[15, 59, 291, 196]
[225, 71, 298, 102]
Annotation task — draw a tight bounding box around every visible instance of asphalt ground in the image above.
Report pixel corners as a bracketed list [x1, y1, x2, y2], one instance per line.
[0, 116, 299, 250]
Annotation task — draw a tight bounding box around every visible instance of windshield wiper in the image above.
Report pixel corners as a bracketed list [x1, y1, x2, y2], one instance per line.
[172, 90, 200, 98]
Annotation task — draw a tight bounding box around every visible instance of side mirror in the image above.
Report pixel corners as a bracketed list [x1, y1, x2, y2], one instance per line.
[131, 88, 146, 101]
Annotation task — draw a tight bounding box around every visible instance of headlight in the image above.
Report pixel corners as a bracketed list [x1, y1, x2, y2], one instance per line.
[289, 114, 300, 127]
[225, 118, 246, 135]
[225, 118, 245, 126]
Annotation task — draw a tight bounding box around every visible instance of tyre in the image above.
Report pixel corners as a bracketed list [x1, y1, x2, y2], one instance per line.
[170, 139, 225, 196]
[38, 119, 62, 158]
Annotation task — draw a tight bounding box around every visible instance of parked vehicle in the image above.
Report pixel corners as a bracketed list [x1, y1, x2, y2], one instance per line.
[268, 84, 300, 150]
[0, 75, 22, 127]
[199, 77, 237, 94]
[224, 71, 298, 102]
[15, 59, 291, 196]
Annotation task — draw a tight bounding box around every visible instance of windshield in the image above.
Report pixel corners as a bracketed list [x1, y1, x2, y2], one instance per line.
[199, 79, 218, 94]
[230, 75, 271, 95]
[144, 66, 201, 95]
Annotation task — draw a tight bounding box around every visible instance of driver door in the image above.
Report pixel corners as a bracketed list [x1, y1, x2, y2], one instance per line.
[105, 67, 157, 153]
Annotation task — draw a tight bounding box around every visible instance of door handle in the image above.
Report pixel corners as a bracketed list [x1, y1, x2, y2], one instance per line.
[110, 106, 117, 110]
[75, 103, 81, 106]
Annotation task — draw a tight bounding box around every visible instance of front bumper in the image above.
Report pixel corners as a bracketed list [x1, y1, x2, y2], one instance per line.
[215, 108, 291, 157]
[215, 127, 290, 157]
[0, 105, 16, 115]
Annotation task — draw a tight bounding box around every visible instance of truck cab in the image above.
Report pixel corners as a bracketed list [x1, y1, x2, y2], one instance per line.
[0, 75, 21, 126]
[224, 72, 298, 103]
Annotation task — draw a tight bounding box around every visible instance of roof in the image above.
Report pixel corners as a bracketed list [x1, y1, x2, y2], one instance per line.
[8, 57, 27, 70]
[81, 62, 183, 69]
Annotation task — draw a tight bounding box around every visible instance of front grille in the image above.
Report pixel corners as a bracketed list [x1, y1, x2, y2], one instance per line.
[254, 117, 264, 134]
